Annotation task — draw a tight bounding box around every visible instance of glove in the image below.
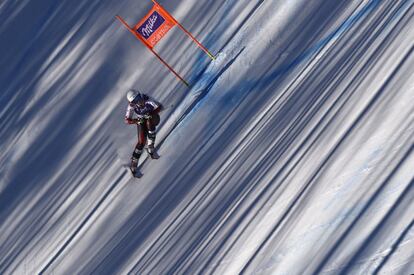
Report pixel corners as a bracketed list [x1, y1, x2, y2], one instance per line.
[136, 117, 146, 124]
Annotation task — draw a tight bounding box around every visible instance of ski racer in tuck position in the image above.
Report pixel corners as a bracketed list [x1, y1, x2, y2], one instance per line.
[125, 89, 163, 175]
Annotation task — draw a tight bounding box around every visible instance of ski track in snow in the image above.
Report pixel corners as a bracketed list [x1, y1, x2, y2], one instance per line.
[1, 0, 414, 274]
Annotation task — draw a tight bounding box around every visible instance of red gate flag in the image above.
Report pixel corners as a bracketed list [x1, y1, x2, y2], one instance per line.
[116, 0, 216, 87]
[134, 4, 176, 49]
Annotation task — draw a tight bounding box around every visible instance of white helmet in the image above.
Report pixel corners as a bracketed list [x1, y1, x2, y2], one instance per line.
[126, 89, 139, 103]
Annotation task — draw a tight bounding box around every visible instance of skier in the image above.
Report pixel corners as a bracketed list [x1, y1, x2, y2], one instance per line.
[125, 89, 163, 175]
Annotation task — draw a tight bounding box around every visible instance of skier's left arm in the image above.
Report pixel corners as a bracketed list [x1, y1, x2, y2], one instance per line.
[146, 99, 163, 116]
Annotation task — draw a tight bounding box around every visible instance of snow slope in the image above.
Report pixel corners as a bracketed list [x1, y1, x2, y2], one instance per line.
[1, 0, 413, 274]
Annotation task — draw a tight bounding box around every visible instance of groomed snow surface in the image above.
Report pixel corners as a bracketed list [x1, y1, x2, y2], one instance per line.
[1, 0, 413, 274]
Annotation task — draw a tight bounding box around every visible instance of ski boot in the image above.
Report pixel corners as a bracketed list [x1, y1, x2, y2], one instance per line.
[130, 157, 139, 175]
[147, 135, 159, 159]
[147, 145, 159, 159]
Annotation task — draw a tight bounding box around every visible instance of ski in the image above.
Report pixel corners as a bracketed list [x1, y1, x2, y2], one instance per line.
[148, 151, 160, 159]
[129, 166, 143, 178]
[133, 170, 143, 178]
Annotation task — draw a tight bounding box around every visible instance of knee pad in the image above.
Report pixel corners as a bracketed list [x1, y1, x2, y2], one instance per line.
[148, 130, 156, 141]
[133, 146, 143, 159]
[133, 149, 142, 159]
[136, 141, 145, 150]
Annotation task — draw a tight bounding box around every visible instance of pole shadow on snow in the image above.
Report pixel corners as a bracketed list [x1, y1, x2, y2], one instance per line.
[341, 176, 414, 275]
[313, 146, 413, 275]
[0, 69, 122, 273]
[0, 0, 141, 272]
[372, 218, 414, 274]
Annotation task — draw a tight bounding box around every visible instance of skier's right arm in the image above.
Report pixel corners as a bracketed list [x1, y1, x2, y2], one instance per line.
[125, 118, 138, 124]
[125, 105, 138, 124]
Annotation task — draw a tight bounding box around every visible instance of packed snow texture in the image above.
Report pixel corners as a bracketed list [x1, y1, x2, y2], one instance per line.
[0, 0, 413, 274]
